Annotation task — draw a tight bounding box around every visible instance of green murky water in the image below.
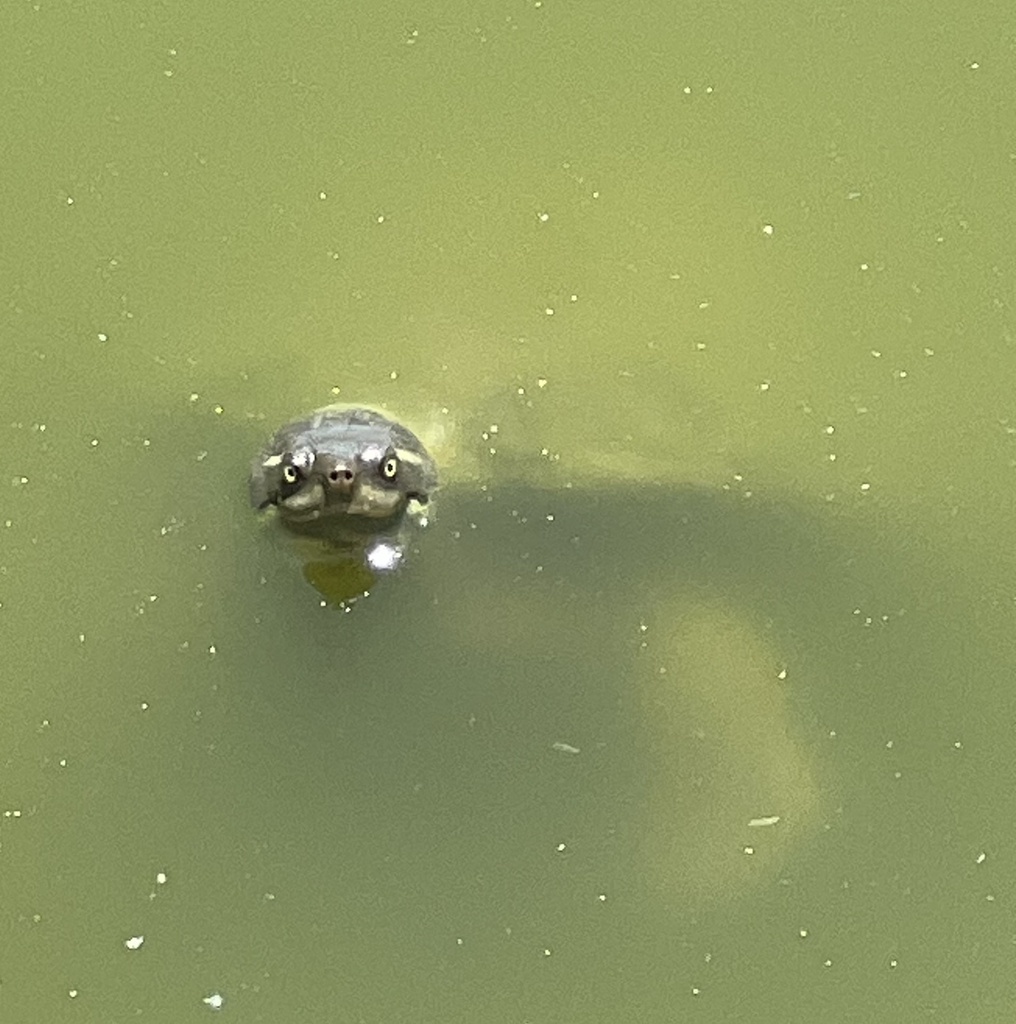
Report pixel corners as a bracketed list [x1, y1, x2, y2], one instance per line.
[3, 2, 1016, 1021]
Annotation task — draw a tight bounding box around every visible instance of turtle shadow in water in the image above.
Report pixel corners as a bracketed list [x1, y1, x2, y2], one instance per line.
[241, 472, 975, 908]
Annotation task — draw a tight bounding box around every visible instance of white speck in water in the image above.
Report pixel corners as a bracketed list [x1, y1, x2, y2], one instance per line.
[538, 211, 549, 222]
[124, 935, 144, 951]
[748, 815, 781, 828]
[762, 223, 774, 236]
[156, 872, 168, 885]
[202, 992, 224, 1010]
[976, 852, 986, 864]
[552, 741, 580, 754]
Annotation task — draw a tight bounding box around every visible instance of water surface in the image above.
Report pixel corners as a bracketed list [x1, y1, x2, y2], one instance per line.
[2, 2, 1015, 1021]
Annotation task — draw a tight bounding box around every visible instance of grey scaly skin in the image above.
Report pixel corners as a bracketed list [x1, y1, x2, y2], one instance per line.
[249, 406, 438, 565]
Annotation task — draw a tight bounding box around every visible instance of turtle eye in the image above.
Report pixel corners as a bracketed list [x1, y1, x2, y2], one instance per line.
[282, 464, 300, 485]
[380, 455, 399, 481]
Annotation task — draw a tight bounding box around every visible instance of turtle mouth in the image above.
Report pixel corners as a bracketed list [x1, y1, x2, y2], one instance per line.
[346, 481, 408, 518]
[277, 477, 405, 524]
[278, 480, 327, 520]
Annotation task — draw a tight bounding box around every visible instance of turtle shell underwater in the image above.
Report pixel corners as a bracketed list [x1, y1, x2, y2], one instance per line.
[250, 405, 439, 600]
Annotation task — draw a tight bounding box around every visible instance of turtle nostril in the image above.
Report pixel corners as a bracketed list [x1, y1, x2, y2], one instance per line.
[328, 468, 354, 483]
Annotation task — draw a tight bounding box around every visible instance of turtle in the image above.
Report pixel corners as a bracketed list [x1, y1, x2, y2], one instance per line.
[249, 405, 439, 601]
[244, 400, 959, 911]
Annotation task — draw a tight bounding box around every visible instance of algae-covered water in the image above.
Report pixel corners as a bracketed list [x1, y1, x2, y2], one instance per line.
[3, 2, 1016, 1021]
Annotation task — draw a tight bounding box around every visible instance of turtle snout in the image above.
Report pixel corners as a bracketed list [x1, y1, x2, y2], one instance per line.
[325, 463, 356, 494]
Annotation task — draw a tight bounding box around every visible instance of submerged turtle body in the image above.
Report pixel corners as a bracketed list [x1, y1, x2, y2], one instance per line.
[250, 406, 438, 591]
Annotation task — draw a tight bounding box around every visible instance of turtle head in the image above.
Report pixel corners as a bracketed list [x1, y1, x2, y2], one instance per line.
[250, 407, 438, 537]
